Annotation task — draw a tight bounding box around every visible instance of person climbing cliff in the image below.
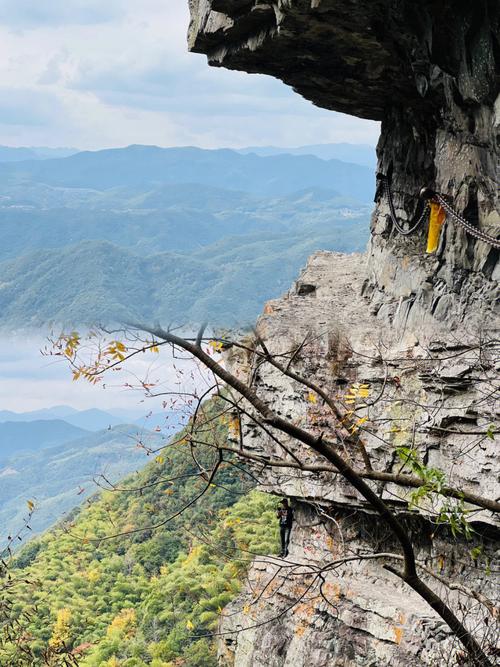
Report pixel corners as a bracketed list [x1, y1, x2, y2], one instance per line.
[277, 499, 294, 557]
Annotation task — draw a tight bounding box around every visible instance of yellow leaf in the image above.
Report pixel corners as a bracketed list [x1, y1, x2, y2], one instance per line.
[27, 500, 35, 511]
[228, 415, 240, 437]
[186, 619, 194, 630]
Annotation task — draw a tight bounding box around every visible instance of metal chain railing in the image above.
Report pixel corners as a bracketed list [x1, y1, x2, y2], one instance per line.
[433, 193, 500, 249]
[380, 175, 500, 249]
[382, 176, 429, 236]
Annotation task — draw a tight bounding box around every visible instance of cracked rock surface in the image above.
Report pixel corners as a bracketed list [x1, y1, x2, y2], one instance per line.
[186, 2, 499, 664]
[221, 251, 499, 666]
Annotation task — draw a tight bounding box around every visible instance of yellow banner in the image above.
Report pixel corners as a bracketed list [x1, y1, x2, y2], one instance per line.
[426, 202, 446, 253]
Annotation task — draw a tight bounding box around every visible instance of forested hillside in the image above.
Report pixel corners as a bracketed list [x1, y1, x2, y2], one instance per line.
[0, 145, 372, 328]
[1, 401, 278, 667]
[0, 425, 163, 540]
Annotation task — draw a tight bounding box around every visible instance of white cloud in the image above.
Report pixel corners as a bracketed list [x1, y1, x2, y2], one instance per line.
[0, 334, 201, 413]
[0, 0, 380, 148]
[0, 0, 127, 28]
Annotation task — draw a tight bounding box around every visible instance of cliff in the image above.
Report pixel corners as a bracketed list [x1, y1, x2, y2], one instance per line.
[189, 0, 499, 332]
[187, 2, 499, 665]
[220, 251, 498, 666]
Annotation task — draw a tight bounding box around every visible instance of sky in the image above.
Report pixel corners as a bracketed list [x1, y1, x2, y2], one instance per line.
[0, 1, 380, 413]
[0, 0, 380, 149]
[0, 334, 205, 413]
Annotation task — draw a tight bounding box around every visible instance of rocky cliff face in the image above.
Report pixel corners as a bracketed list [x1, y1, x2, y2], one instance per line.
[187, 2, 499, 665]
[189, 0, 499, 332]
[220, 251, 498, 666]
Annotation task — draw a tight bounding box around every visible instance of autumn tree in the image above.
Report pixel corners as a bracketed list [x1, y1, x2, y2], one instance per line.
[42, 322, 499, 667]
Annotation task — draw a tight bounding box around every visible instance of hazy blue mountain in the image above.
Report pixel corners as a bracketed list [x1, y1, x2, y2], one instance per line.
[0, 146, 78, 162]
[135, 411, 187, 435]
[0, 425, 162, 539]
[0, 146, 40, 162]
[0, 419, 89, 462]
[61, 408, 185, 433]
[0, 405, 173, 431]
[0, 145, 373, 329]
[56, 409, 124, 432]
[0, 405, 79, 422]
[29, 147, 79, 159]
[0, 144, 374, 200]
[238, 143, 377, 168]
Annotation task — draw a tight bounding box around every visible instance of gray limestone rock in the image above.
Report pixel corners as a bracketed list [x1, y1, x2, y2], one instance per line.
[186, 2, 500, 664]
[218, 252, 499, 666]
[188, 0, 499, 332]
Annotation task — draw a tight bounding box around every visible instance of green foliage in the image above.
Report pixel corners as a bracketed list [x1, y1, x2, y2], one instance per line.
[485, 423, 496, 440]
[396, 445, 446, 499]
[1, 401, 279, 666]
[395, 445, 473, 538]
[436, 500, 473, 540]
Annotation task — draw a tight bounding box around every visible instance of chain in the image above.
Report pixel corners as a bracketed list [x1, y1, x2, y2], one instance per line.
[382, 177, 428, 236]
[434, 193, 500, 250]
[380, 175, 500, 249]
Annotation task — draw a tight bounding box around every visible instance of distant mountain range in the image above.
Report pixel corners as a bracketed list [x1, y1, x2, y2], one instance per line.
[0, 419, 89, 461]
[0, 144, 374, 199]
[0, 141, 374, 168]
[0, 409, 123, 432]
[237, 142, 376, 168]
[0, 144, 374, 328]
[0, 146, 78, 162]
[0, 405, 185, 433]
[0, 143, 376, 167]
[0, 424, 163, 539]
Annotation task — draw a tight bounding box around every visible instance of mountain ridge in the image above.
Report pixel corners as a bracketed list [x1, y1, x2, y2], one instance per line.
[0, 419, 89, 461]
[237, 142, 376, 167]
[0, 144, 374, 200]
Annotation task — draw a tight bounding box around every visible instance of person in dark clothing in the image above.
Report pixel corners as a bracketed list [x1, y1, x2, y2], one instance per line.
[276, 499, 294, 557]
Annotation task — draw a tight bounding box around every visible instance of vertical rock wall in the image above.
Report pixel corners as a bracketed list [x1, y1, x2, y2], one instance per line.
[186, 2, 499, 664]
[188, 0, 499, 332]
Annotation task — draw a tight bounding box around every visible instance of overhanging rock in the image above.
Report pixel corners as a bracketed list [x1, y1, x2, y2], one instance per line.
[187, 3, 499, 665]
[188, 0, 499, 332]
